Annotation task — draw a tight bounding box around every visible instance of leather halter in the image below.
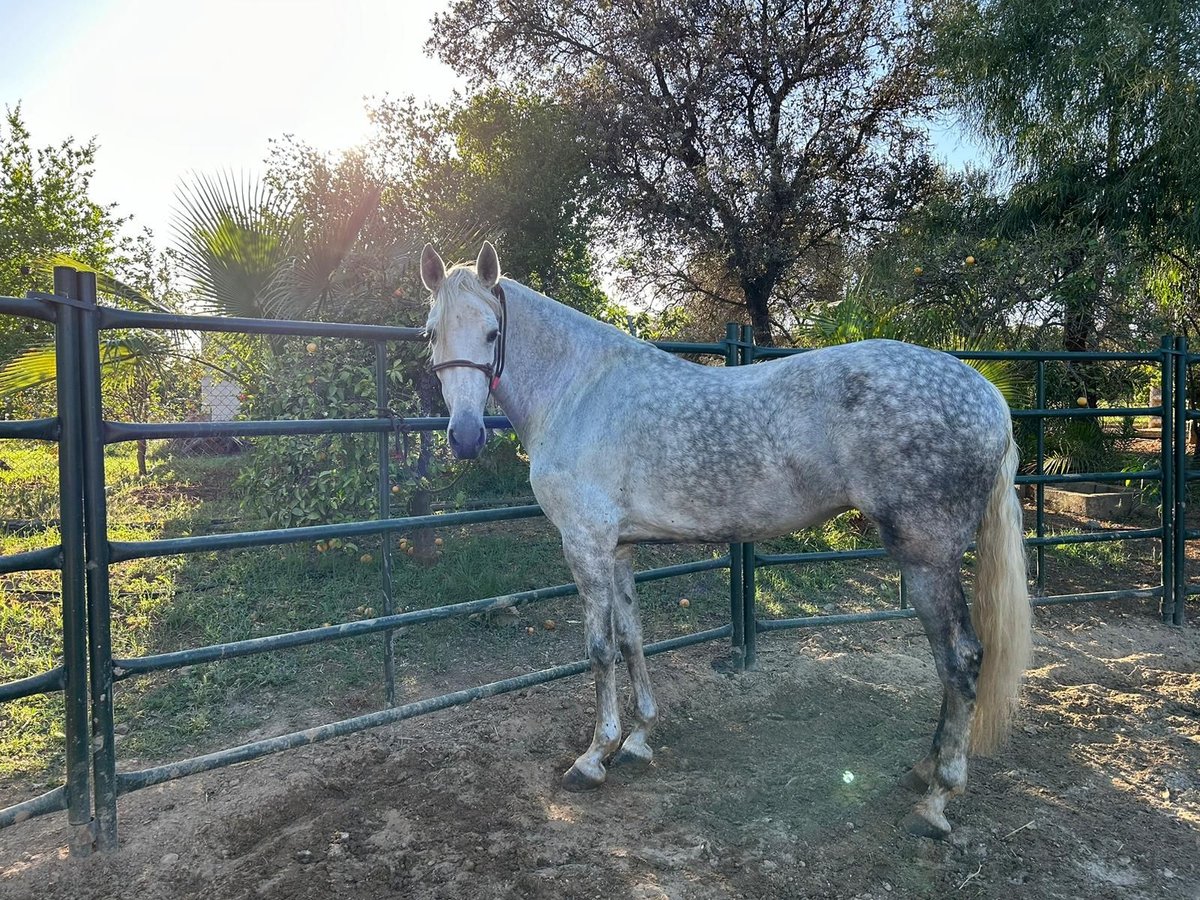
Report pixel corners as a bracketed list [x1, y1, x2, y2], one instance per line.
[429, 284, 508, 393]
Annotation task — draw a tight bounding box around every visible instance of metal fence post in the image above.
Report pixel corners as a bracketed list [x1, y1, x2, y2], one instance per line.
[77, 271, 118, 850]
[1035, 360, 1046, 591]
[1161, 335, 1175, 622]
[724, 324, 745, 671]
[53, 267, 92, 851]
[1174, 335, 1189, 625]
[375, 342, 397, 705]
[739, 324, 758, 671]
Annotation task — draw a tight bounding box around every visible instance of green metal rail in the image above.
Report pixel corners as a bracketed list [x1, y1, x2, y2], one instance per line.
[0, 267, 1194, 854]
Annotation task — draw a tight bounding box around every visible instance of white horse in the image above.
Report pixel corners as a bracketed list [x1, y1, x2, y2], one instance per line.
[420, 241, 1031, 838]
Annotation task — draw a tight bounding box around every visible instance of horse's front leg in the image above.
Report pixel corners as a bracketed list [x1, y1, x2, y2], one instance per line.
[560, 535, 622, 791]
[610, 546, 657, 768]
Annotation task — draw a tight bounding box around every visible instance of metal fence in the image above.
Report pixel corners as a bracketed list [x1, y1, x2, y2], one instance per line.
[0, 267, 1194, 855]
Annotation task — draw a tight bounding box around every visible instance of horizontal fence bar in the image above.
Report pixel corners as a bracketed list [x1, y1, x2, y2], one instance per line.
[0, 665, 66, 702]
[759, 607, 918, 631]
[1026, 528, 1161, 547]
[633, 557, 730, 581]
[0, 418, 59, 441]
[757, 586, 1163, 633]
[751, 346, 1161, 362]
[756, 547, 888, 566]
[116, 624, 733, 795]
[0, 786, 67, 830]
[649, 341, 728, 356]
[109, 505, 545, 562]
[113, 556, 730, 678]
[1010, 407, 1159, 419]
[0, 296, 56, 323]
[99, 306, 424, 341]
[757, 529, 1157, 571]
[1015, 470, 1160, 485]
[1031, 587, 1162, 606]
[0, 545, 61, 574]
[104, 416, 513, 443]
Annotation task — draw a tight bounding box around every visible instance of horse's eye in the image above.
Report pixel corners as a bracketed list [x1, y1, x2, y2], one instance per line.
[486, 329, 499, 343]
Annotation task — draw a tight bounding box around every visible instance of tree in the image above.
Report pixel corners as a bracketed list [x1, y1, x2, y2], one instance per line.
[935, 0, 1200, 353]
[0, 105, 127, 365]
[430, 0, 936, 344]
[362, 89, 611, 318]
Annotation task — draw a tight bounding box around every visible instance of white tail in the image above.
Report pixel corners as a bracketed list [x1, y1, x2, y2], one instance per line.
[969, 433, 1032, 755]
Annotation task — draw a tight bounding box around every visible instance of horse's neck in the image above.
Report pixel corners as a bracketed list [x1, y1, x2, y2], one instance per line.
[492, 282, 628, 448]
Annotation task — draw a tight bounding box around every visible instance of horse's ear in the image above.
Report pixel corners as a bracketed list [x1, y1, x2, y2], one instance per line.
[476, 241, 500, 289]
[421, 243, 446, 293]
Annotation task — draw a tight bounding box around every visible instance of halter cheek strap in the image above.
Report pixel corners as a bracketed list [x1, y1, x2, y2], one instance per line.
[430, 284, 508, 395]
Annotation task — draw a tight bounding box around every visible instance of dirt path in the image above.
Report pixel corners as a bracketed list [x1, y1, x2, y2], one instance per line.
[2, 604, 1198, 900]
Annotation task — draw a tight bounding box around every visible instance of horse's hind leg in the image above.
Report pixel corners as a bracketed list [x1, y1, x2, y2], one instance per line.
[560, 533, 623, 792]
[899, 692, 946, 793]
[899, 562, 982, 839]
[610, 546, 658, 768]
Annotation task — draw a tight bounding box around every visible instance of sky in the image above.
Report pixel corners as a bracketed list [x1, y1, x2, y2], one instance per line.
[1, 0, 983, 249]
[0, 0, 461, 241]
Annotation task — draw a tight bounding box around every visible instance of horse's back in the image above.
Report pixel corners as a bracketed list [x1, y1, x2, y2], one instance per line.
[533, 338, 1011, 548]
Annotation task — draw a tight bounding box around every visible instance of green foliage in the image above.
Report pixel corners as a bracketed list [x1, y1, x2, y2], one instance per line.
[361, 89, 610, 318]
[0, 105, 128, 365]
[1038, 417, 1136, 477]
[934, 0, 1200, 354]
[235, 340, 406, 539]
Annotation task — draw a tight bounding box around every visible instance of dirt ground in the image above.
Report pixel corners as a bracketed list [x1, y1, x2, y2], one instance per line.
[1, 599, 1197, 900]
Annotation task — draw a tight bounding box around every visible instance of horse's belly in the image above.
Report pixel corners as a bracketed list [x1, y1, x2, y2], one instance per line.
[618, 491, 849, 545]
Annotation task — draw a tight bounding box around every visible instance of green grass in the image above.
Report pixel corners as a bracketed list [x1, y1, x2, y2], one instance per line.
[1044, 531, 1131, 568]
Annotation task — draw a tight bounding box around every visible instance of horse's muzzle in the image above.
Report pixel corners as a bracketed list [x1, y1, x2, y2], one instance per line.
[448, 422, 486, 459]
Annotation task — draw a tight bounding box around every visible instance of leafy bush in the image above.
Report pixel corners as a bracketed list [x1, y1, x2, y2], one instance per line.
[235, 339, 418, 544]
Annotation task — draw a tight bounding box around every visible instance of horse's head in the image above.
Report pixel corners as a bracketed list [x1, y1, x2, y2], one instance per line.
[422, 241, 505, 459]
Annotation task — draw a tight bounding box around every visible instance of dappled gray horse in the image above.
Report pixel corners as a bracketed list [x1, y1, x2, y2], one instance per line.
[420, 242, 1032, 838]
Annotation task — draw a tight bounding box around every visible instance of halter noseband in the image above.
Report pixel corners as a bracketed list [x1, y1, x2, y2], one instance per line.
[429, 284, 508, 393]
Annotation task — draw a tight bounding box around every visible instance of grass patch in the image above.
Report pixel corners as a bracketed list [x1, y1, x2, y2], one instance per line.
[1044, 532, 1131, 568]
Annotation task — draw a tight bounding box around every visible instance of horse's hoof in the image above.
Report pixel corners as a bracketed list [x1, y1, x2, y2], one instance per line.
[901, 810, 952, 840]
[899, 767, 930, 794]
[561, 764, 605, 792]
[610, 744, 653, 769]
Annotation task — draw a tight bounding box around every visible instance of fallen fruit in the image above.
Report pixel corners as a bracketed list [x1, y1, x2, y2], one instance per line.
[913, 266, 923, 276]
[1076, 396, 1088, 407]
[360, 553, 373, 564]
[965, 255, 976, 266]
[679, 598, 690, 608]
[306, 342, 318, 354]
[434, 537, 444, 547]
[543, 619, 556, 631]
[526, 626, 536, 635]
[391, 485, 401, 495]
